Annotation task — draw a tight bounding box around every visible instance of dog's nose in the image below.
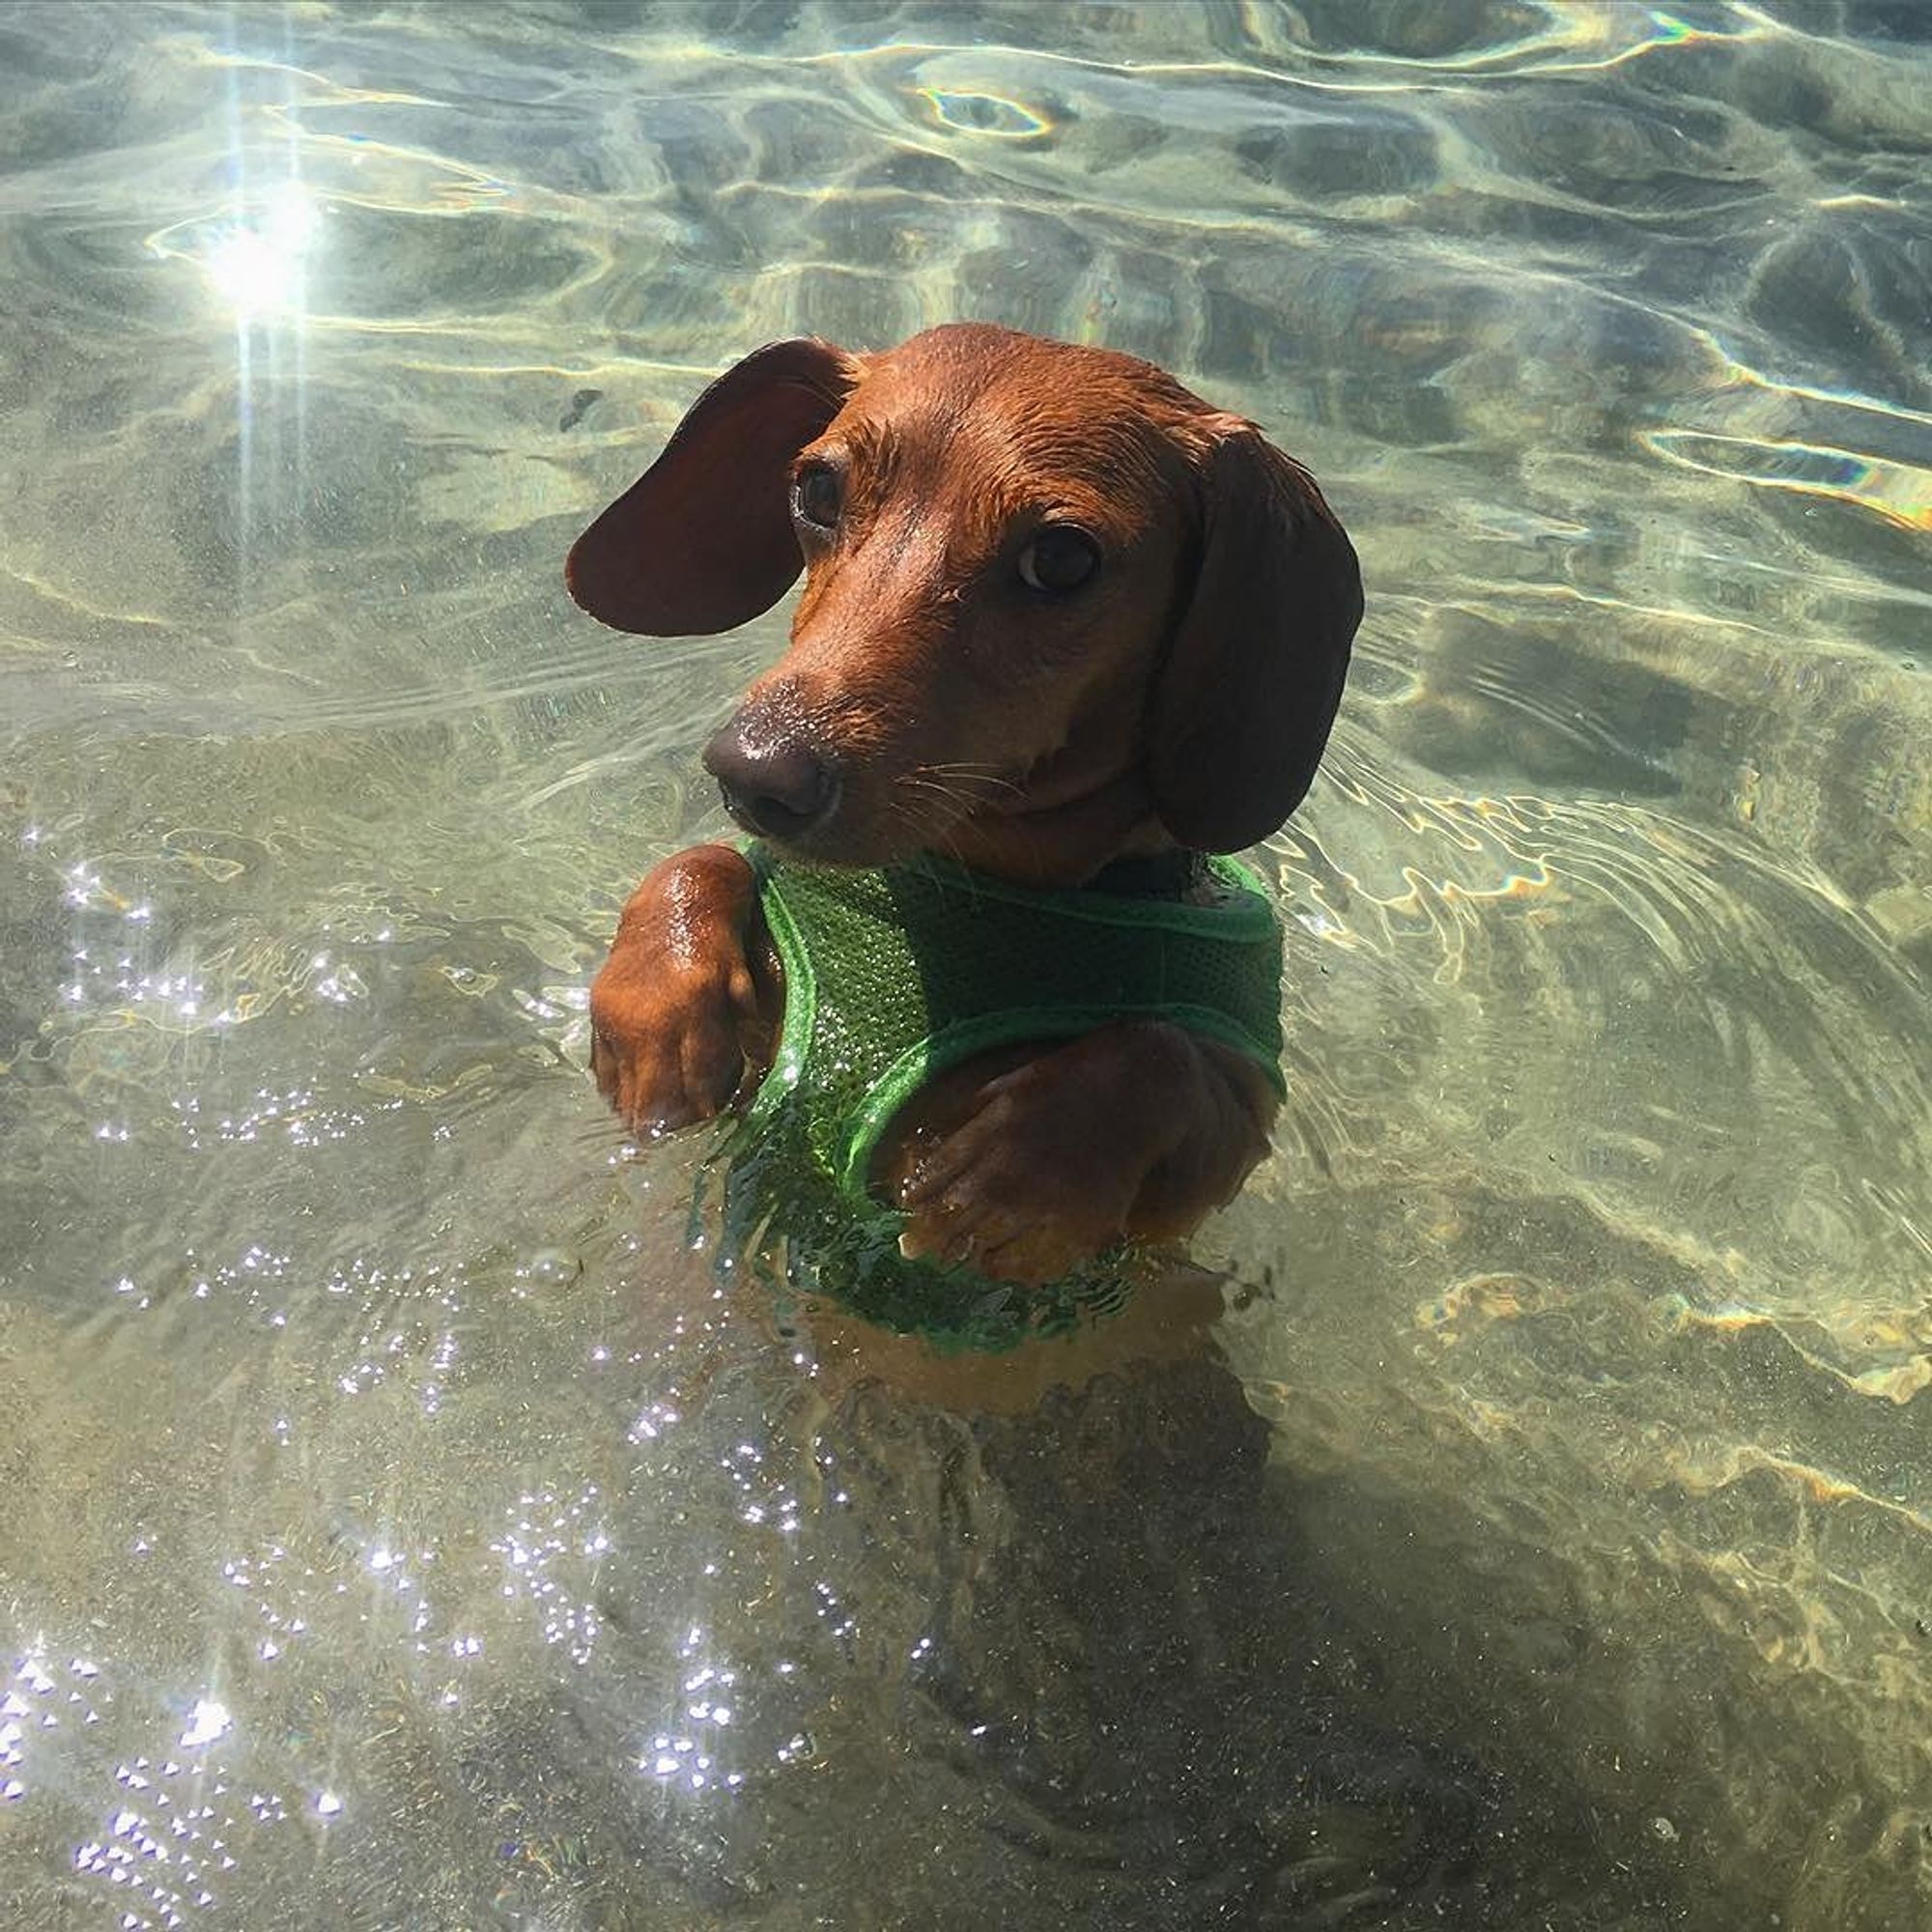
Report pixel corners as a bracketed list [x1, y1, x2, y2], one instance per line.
[702, 721, 840, 841]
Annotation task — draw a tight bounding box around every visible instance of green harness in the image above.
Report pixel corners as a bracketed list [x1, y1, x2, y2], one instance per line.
[715, 842, 1286, 1353]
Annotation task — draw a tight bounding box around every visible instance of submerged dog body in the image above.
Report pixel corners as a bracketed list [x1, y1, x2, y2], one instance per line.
[569, 325, 1361, 1290]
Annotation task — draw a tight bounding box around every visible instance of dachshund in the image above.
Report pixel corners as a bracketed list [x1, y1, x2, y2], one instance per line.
[567, 324, 1360, 1293]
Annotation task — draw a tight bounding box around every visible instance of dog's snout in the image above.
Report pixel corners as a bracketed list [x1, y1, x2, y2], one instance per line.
[702, 720, 840, 842]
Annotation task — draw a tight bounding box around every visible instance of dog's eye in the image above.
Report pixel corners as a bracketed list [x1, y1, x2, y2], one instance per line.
[1017, 526, 1100, 596]
[793, 463, 842, 531]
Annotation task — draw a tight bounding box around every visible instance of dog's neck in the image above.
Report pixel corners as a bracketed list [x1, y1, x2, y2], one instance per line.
[942, 771, 1173, 888]
[938, 671, 1179, 888]
[950, 734, 1174, 885]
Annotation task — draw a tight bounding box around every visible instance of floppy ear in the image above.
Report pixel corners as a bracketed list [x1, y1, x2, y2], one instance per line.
[566, 336, 859, 637]
[1148, 423, 1363, 852]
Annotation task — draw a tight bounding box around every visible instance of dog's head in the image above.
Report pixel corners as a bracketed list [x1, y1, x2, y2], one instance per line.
[568, 324, 1361, 884]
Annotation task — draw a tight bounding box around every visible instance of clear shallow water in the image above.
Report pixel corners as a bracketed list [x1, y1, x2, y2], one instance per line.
[1, 0, 1927, 1924]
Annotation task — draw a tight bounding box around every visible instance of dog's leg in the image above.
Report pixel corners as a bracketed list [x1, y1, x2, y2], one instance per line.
[887, 1022, 1277, 1286]
[588, 843, 779, 1134]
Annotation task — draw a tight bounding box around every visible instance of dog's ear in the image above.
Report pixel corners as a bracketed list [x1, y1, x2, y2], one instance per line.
[567, 337, 860, 637]
[1148, 422, 1362, 852]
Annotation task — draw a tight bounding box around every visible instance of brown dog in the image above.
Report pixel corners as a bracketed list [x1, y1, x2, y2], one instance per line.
[568, 324, 1360, 1291]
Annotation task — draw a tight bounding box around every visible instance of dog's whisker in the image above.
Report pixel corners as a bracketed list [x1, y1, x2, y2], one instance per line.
[885, 784, 964, 845]
[893, 780, 961, 818]
[893, 767, 1027, 836]
[893, 772, 986, 828]
[911, 762, 1025, 799]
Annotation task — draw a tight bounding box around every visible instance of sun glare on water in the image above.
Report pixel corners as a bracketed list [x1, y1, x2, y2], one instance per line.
[200, 182, 320, 319]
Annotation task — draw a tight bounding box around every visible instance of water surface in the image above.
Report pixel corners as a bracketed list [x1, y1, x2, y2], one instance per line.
[2, 3, 1928, 1927]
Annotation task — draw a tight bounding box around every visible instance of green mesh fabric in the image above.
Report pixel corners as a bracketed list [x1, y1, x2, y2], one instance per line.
[714, 842, 1285, 1353]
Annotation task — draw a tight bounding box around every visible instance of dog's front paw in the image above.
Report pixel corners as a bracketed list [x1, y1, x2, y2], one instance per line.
[588, 950, 756, 1137]
[893, 1061, 1144, 1286]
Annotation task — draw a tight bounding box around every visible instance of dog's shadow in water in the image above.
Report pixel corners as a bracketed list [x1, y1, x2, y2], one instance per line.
[501, 1240, 1681, 1930]
[821, 1281, 1510, 1923]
